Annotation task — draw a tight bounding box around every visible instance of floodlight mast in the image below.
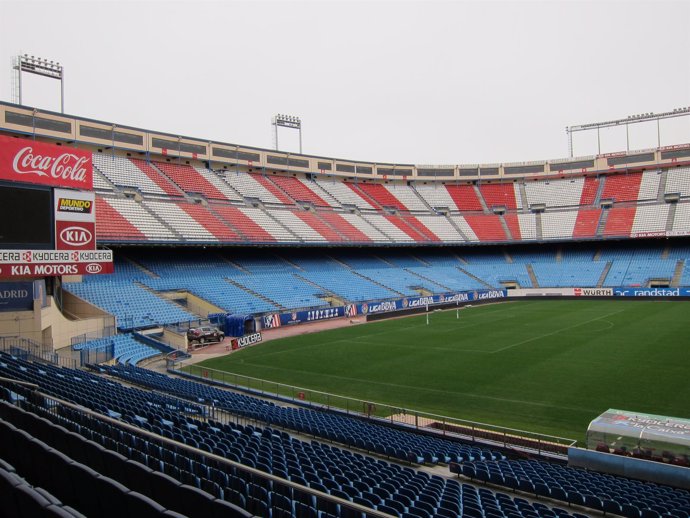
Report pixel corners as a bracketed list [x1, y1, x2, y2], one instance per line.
[565, 107, 690, 157]
[272, 114, 302, 154]
[12, 54, 65, 113]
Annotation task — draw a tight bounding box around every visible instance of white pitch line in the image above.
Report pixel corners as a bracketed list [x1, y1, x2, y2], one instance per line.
[490, 309, 626, 354]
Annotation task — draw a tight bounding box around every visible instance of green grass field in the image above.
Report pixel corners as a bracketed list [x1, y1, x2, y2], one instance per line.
[194, 300, 690, 442]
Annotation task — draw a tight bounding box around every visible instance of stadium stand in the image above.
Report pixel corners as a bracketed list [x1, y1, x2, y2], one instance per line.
[603, 207, 636, 237]
[446, 184, 484, 212]
[0, 356, 589, 518]
[268, 209, 328, 242]
[384, 183, 429, 212]
[130, 158, 185, 197]
[211, 204, 276, 242]
[153, 162, 232, 201]
[665, 167, 690, 197]
[478, 183, 521, 210]
[318, 211, 373, 242]
[579, 177, 600, 206]
[266, 174, 331, 207]
[455, 458, 690, 516]
[572, 208, 601, 239]
[93, 154, 168, 195]
[223, 171, 284, 204]
[177, 202, 243, 241]
[99, 196, 178, 241]
[143, 200, 218, 242]
[95, 196, 148, 241]
[631, 204, 670, 236]
[600, 173, 643, 203]
[462, 215, 507, 242]
[7, 95, 690, 518]
[541, 212, 578, 240]
[524, 177, 584, 208]
[292, 210, 347, 242]
[320, 180, 377, 210]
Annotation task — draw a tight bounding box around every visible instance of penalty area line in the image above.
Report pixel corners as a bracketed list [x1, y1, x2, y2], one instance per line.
[490, 309, 625, 354]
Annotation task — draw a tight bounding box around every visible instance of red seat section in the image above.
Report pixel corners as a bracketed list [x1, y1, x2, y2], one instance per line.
[603, 207, 636, 237]
[384, 215, 427, 241]
[129, 159, 183, 197]
[479, 184, 518, 210]
[268, 176, 329, 206]
[211, 205, 276, 242]
[579, 177, 600, 206]
[252, 174, 295, 204]
[573, 208, 601, 238]
[504, 214, 521, 240]
[318, 212, 371, 242]
[352, 183, 407, 211]
[179, 203, 241, 241]
[95, 197, 147, 240]
[293, 211, 344, 241]
[600, 173, 643, 203]
[154, 162, 227, 200]
[445, 185, 483, 211]
[400, 215, 439, 241]
[464, 214, 507, 241]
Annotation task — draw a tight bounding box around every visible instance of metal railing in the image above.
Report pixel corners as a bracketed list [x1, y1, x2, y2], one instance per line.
[174, 363, 577, 457]
[0, 336, 77, 369]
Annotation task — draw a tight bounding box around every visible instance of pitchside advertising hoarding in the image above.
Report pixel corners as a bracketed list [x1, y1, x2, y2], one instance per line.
[0, 136, 112, 278]
[262, 290, 507, 329]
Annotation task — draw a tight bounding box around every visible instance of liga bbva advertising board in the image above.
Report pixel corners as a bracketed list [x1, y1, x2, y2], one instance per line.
[0, 135, 93, 190]
[54, 188, 95, 250]
[262, 290, 508, 328]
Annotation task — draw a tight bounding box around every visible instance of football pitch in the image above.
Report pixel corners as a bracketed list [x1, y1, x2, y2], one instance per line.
[194, 300, 690, 442]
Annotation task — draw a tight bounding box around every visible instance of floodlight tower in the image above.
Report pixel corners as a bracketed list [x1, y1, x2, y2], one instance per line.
[566, 106, 690, 157]
[272, 114, 302, 154]
[11, 54, 65, 113]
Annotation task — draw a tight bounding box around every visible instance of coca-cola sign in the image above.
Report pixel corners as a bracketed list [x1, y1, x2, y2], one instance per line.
[0, 135, 92, 190]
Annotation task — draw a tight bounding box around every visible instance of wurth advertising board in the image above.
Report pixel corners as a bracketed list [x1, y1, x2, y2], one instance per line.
[54, 188, 96, 250]
[0, 135, 93, 190]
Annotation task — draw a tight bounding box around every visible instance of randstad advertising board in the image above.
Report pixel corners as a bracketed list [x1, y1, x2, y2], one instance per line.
[613, 287, 690, 297]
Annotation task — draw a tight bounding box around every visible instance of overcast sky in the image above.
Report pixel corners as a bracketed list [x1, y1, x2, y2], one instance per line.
[1, 0, 689, 166]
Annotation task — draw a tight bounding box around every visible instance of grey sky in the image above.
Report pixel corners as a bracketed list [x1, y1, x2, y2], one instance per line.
[1, 0, 689, 166]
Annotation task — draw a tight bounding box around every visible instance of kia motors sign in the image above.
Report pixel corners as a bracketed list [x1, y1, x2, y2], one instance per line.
[0, 135, 93, 190]
[0, 249, 113, 278]
[0, 262, 113, 277]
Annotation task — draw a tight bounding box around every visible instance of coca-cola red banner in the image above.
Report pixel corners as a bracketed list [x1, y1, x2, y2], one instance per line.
[0, 135, 92, 190]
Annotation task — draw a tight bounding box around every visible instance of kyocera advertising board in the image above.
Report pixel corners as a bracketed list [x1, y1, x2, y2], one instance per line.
[0, 249, 113, 278]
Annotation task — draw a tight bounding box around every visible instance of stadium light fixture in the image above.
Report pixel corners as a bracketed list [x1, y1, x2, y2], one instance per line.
[565, 106, 690, 157]
[272, 113, 303, 154]
[12, 54, 65, 113]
